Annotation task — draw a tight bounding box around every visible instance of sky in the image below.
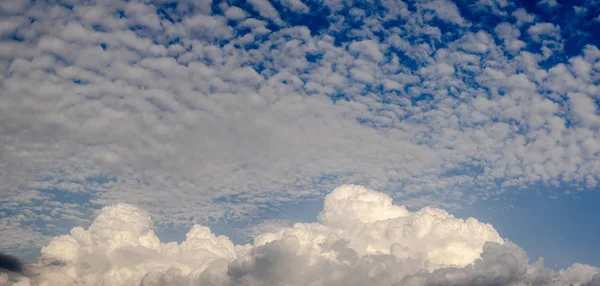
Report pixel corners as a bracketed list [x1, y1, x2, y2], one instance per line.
[1, 0, 600, 285]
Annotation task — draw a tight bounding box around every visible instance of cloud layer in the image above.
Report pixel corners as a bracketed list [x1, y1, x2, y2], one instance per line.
[6, 185, 599, 285]
[2, 0, 600, 257]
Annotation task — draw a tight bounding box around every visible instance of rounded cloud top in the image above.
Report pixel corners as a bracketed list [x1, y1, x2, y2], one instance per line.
[8, 185, 598, 286]
[318, 184, 410, 226]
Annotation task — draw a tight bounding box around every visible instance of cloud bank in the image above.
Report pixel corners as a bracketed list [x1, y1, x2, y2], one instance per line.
[2, 0, 600, 262]
[6, 185, 599, 286]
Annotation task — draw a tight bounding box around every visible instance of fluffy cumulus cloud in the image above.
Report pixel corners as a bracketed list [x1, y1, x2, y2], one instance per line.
[2, 0, 600, 267]
[4, 185, 599, 285]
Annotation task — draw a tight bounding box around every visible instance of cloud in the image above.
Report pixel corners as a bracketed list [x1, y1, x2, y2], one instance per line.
[0, 0, 30, 14]
[512, 8, 535, 26]
[573, 6, 588, 17]
[0, 253, 24, 273]
[279, 0, 310, 14]
[8, 185, 599, 285]
[495, 22, 526, 52]
[528, 22, 561, 42]
[224, 6, 248, 21]
[473, 0, 510, 16]
[349, 40, 384, 62]
[1, 0, 600, 261]
[537, 0, 560, 11]
[247, 0, 285, 25]
[419, 0, 469, 26]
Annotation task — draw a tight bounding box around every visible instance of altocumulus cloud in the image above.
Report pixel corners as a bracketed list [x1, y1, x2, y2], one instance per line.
[2, 0, 600, 279]
[4, 185, 600, 285]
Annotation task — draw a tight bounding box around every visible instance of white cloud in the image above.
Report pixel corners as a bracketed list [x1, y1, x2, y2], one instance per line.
[224, 6, 248, 21]
[528, 22, 561, 42]
[495, 22, 526, 52]
[349, 40, 384, 62]
[191, 0, 213, 15]
[180, 14, 234, 40]
[473, 0, 510, 16]
[512, 8, 535, 26]
[456, 30, 496, 54]
[1, 0, 600, 262]
[569, 92, 600, 129]
[570, 56, 593, 82]
[537, 0, 560, 10]
[124, 2, 162, 30]
[420, 0, 468, 26]
[279, 0, 310, 13]
[8, 185, 599, 285]
[247, 0, 285, 26]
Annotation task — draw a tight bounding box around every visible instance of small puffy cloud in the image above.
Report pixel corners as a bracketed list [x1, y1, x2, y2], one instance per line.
[180, 14, 234, 40]
[247, 0, 285, 26]
[9, 185, 599, 286]
[570, 56, 593, 82]
[573, 6, 588, 17]
[124, 2, 162, 30]
[473, 0, 510, 16]
[495, 22, 526, 52]
[225, 6, 248, 21]
[457, 31, 496, 54]
[279, 0, 310, 14]
[528, 22, 561, 42]
[419, 62, 456, 78]
[348, 40, 384, 62]
[192, 0, 213, 15]
[420, 0, 469, 26]
[556, 264, 600, 285]
[350, 66, 376, 83]
[569, 92, 600, 129]
[513, 8, 535, 26]
[537, 0, 560, 11]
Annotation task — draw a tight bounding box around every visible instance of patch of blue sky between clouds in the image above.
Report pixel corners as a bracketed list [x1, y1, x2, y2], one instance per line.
[453, 182, 600, 270]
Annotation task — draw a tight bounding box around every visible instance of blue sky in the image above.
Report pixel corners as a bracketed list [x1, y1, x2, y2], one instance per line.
[1, 0, 600, 284]
[455, 186, 600, 270]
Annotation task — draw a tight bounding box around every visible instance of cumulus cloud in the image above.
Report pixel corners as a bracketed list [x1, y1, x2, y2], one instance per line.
[419, 0, 469, 26]
[224, 6, 248, 21]
[473, 0, 510, 16]
[495, 22, 526, 52]
[528, 22, 561, 42]
[247, 0, 285, 25]
[537, 0, 560, 11]
[279, 0, 310, 14]
[6, 185, 598, 286]
[513, 8, 535, 26]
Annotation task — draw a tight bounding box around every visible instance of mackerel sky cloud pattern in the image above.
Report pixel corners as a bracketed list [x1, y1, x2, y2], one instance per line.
[1, 0, 600, 284]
